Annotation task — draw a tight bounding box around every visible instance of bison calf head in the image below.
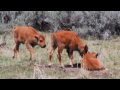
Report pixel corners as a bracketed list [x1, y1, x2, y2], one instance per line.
[35, 34, 46, 48]
[85, 52, 98, 58]
[79, 45, 88, 57]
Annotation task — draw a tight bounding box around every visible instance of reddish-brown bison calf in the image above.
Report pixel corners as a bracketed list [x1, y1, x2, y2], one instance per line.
[81, 52, 105, 70]
[12, 26, 46, 60]
[48, 31, 88, 67]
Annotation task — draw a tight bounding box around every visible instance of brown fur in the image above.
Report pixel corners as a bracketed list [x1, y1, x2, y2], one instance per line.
[12, 26, 46, 60]
[48, 30, 88, 67]
[81, 52, 105, 71]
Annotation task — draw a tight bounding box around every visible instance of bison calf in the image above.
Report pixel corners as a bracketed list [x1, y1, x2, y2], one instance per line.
[81, 52, 105, 71]
[12, 26, 46, 60]
[48, 30, 88, 67]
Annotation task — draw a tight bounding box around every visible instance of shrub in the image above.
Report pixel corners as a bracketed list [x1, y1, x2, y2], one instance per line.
[0, 11, 120, 39]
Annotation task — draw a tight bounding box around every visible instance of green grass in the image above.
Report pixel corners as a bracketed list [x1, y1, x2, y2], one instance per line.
[0, 32, 120, 79]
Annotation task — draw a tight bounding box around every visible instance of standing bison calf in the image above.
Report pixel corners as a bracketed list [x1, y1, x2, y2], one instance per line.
[12, 26, 46, 60]
[48, 31, 88, 67]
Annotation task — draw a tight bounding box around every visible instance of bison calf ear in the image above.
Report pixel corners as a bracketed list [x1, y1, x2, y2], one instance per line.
[34, 35, 39, 43]
[84, 45, 88, 53]
[96, 53, 99, 58]
[35, 35, 39, 39]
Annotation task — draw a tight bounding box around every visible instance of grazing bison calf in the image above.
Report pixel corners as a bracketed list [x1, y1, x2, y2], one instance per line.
[12, 26, 46, 60]
[81, 52, 105, 71]
[48, 31, 88, 67]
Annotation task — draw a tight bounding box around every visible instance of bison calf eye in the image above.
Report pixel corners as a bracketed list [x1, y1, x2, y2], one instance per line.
[40, 40, 43, 42]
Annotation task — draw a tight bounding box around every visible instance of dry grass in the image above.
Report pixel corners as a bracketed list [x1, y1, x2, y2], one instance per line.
[0, 32, 120, 79]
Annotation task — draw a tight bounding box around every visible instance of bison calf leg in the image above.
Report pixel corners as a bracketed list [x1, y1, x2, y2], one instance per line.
[80, 59, 84, 69]
[48, 47, 56, 66]
[80, 59, 87, 70]
[57, 47, 64, 68]
[25, 43, 35, 61]
[67, 49, 74, 67]
[69, 54, 74, 67]
[13, 43, 20, 60]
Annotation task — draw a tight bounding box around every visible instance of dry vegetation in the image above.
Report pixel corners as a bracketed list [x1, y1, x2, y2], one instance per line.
[0, 31, 119, 79]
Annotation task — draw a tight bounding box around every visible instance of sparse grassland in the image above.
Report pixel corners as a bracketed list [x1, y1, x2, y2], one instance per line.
[0, 32, 120, 79]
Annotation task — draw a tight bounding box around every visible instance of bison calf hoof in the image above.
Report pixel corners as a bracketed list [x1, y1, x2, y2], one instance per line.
[71, 65, 74, 68]
[60, 64, 65, 68]
[60, 66, 65, 69]
[69, 63, 74, 68]
[48, 62, 52, 66]
[69, 63, 74, 67]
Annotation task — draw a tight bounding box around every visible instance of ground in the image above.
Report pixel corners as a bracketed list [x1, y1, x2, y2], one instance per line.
[0, 32, 120, 79]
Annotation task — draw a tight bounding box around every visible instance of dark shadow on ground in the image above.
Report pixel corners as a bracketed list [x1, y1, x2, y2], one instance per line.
[64, 63, 81, 68]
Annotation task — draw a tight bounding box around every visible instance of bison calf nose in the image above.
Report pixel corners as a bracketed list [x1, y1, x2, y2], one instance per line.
[42, 45, 46, 48]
